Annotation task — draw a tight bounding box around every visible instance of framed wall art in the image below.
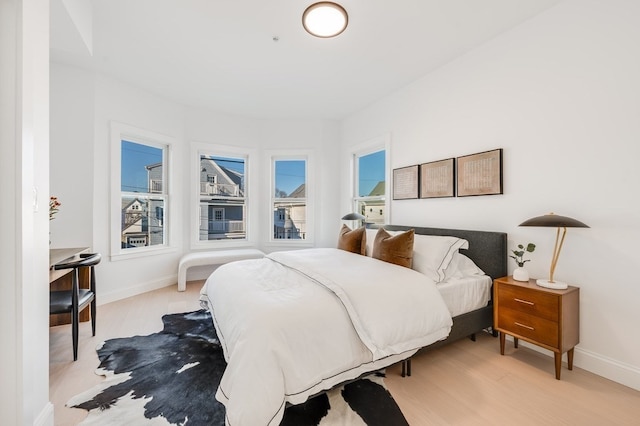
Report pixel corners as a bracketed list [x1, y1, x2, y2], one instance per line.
[392, 165, 419, 200]
[456, 148, 503, 197]
[420, 158, 455, 198]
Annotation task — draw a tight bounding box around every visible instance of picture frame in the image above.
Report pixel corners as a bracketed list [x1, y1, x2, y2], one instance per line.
[420, 158, 455, 198]
[392, 165, 419, 200]
[456, 148, 503, 197]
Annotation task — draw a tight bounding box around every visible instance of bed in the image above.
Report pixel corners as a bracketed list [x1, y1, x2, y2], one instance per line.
[380, 225, 507, 349]
[200, 225, 507, 426]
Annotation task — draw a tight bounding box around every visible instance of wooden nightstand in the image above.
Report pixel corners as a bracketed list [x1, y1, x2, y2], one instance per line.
[493, 276, 579, 380]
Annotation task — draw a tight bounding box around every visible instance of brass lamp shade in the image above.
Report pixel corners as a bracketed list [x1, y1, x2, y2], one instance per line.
[519, 213, 589, 289]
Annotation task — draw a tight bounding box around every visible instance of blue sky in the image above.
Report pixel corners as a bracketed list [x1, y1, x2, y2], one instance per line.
[275, 160, 305, 196]
[358, 150, 385, 196]
[121, 141, 162, 192]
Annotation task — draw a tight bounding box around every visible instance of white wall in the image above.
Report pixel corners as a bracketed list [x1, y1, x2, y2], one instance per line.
[0, 0, 53, 424]
[50, 62, 94, 248]
[341, 0, 640, 390]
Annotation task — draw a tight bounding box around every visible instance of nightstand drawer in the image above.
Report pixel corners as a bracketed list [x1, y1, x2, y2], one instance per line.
[497, 308, 559, 348]
[497, 285, 558, 322]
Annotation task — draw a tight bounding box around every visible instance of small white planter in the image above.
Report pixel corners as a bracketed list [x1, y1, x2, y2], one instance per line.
[513, 267, 529, 282]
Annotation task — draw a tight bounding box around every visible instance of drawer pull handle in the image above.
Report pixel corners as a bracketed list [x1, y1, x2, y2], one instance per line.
[515, 322, 534, 331]
[514, 298, 534, 306]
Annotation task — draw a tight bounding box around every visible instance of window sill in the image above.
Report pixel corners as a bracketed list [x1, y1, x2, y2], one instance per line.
[110, 245, 178, 262]
[263, 240, 315, 249]
[190, 240, 258, 251]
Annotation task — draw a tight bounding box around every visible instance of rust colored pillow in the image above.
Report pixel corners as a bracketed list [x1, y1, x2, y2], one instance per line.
[337, 225, 367, 255]
[372, 228, 415, 268]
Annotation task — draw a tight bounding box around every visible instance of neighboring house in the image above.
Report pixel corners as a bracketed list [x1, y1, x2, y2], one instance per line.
[120, 162, 165, 248]
[128, 157, 247, 243]
[361, 181, 385, 225]
[121, 195, 164, 248]
[199, 157, 245, 240]
[273, 184, 306, 240]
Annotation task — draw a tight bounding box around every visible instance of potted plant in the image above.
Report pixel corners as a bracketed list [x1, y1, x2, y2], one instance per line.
[510, 242, 535, 282]
[49, 196, 61, 220]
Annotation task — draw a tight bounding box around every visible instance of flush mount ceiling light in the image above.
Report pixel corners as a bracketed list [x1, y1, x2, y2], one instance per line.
[302, 2, 348, 38]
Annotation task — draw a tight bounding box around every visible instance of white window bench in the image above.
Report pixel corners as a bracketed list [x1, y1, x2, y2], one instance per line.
[177, 248, 265, 291]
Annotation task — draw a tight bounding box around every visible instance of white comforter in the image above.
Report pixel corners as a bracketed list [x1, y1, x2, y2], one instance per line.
[200, 248, 453, 426]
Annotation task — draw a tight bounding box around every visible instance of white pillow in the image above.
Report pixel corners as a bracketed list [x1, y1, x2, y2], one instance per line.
[365, 228, 377, 256]
[443, 252, 485, 281]
[411, 234, 469, 282]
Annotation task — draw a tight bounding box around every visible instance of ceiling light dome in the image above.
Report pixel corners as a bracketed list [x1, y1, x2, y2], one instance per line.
[302, 2, 348, 38]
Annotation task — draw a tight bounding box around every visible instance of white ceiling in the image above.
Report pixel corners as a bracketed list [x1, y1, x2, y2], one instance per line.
[51, 0, 561, 120]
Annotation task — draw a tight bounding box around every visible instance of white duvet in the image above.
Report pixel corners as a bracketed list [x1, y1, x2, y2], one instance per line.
[200, 248, 453, 426]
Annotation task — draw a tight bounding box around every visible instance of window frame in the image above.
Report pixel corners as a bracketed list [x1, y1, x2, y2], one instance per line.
[267, 150, 314, 246]
[350, 135, 390, 226]
[109, 122, 176, 260]
[190, 142, 257, 249]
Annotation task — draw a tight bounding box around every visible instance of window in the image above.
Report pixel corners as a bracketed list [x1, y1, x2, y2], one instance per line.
[121, 140, 166, 249]
[272, 158, 307, 241]
[354, 148, 387, 225]
[198, 152, 247, 241]
[110, 122, 174, 258]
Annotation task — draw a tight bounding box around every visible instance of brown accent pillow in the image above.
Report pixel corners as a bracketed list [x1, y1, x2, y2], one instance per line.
[372, 228, 415, 268]
[337, 225, 367, 255]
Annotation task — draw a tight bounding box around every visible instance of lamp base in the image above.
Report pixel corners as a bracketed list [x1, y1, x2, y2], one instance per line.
[536, 279, 568, 290]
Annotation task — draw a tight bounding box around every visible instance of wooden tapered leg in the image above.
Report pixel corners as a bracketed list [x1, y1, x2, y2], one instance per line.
[554, 352, 562, 380]
[499, 332, 506, 355]
[568, 348, 574, 370]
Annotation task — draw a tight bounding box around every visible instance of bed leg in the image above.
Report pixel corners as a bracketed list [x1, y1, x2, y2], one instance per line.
[469, 333, 476, 342]
[400, 359, 412, 377]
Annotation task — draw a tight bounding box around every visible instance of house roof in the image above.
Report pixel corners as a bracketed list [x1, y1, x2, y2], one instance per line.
[288, 184, 306, 198]
[368, 181, 385, 197]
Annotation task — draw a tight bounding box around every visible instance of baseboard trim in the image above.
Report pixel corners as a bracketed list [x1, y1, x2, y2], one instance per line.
[34, 402, 54, 426]
[98, 275, 178, 306]
[573, 346, 640, 391]
[506, 336, 640, 391]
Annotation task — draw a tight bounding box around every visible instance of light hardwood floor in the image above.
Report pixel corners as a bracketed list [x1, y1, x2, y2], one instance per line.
[50, 281, 640, 425]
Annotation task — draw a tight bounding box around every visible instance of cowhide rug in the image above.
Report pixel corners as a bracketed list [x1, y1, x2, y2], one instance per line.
[67, 310, 409, 426]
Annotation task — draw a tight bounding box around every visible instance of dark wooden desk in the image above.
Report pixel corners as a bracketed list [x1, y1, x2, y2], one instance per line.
[49, 247, 90, 326]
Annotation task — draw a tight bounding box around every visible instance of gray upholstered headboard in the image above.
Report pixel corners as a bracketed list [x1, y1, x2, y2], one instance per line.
[369, 224, 508, 281]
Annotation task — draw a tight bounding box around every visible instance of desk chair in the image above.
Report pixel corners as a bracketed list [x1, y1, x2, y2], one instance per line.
[50, 253, 101, 361]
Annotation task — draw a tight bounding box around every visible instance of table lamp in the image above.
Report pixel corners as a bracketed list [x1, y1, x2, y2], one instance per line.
[519, 213, 589, 290]
[341, 212, 365, 229]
